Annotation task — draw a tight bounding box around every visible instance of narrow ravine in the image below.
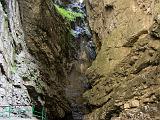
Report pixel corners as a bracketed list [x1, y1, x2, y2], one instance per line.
[65, 62, 88, 120]
[54, 0, 96, 119]
[65, 41, 95, 120]
[1, 0, 160, 119]
[0, 0, 96, 119]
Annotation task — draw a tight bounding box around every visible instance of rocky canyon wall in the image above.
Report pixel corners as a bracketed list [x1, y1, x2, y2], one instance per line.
[1, 0, 160, 119]
[0, 0, 75, 119]
[85, 0, 160, 119]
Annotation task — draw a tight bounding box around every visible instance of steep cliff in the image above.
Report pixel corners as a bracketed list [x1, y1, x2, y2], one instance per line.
[0, 0, 76, 119]
[85, 0, 160, 119]
[2, 0, 160, 119]
[0, 0, 33, 118]
[18, 0, 74, 119]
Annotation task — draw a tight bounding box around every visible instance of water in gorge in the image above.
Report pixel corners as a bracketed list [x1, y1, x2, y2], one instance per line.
[54, 0, 96, 120]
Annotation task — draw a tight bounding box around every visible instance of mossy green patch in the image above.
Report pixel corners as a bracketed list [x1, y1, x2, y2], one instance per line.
[54, 4, 83, 21]
[11, 64, 16, 74]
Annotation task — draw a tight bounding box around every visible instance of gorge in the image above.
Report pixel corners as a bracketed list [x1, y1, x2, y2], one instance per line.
[0, 0, 160, 120]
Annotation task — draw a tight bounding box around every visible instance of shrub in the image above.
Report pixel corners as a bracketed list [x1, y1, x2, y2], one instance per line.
[54, 4, 83, 21]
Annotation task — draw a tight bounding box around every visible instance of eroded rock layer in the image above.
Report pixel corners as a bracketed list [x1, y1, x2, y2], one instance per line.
[85, 0, 160, 119]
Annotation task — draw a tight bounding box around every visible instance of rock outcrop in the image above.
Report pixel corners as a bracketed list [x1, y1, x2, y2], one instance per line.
[85, 0, 160, 119]
[18, 0, 75, 119]
[0, 0, 33, 118]
[0, 0, 76, 119]
[2, 0, 160, 119]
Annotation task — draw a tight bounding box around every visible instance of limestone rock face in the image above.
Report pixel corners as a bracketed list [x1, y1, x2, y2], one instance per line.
[0, 0, 74, 119]
[0, 0, 33, 118]
[18, 0, 74, 119]
[85, 0, 160, 119]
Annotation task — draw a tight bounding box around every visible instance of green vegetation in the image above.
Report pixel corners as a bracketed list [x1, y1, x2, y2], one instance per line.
[11, 64, 16, 74]
[54, 4, 83, 21]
